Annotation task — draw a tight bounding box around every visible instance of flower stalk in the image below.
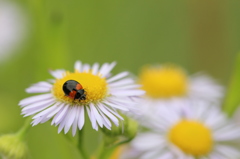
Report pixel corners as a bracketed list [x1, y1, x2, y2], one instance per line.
[223, 53, 240, 117]
[77, 127, 90, 159]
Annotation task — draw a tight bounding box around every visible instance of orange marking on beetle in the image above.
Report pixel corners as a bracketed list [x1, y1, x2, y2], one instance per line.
[76, 83, 83, 90]
[68, 90, 77, 99]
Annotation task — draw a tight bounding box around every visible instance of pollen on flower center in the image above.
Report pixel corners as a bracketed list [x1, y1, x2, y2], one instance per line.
[168, 120, 213, 156]
[52, 71, 108, 105]
[139, 65, 188, 98]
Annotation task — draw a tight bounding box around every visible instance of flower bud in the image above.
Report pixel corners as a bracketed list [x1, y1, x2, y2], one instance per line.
[101, 114, 138, 146]
[0, 134, 28, 159]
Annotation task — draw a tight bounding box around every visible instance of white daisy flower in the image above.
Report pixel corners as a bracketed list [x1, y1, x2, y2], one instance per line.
[135, 64, 224, 122]
[0, 1, 27, 62]
[126, 103, 240, 159]
[19, 61, 144, 136]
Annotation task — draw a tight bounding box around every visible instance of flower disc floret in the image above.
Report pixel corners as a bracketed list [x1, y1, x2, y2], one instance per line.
[139, 65, 188, 98]
[52, 71, 108, 105]
[169, 120, 213, 156]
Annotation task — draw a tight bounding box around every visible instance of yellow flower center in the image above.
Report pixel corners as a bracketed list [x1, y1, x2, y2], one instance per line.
[139, 65, 188, 98]
[52, 71, 108, 105]
[169, 120, 213, 156]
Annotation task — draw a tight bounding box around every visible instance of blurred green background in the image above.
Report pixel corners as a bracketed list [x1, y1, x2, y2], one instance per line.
[0, 0, 240, 158]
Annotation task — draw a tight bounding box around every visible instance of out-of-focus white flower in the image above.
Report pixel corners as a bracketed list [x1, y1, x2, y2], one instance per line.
[19, 61, 144, 136]
[124, 104, 240, 159]
[0, 1, 27, 62]
[134, 64, 224, 123]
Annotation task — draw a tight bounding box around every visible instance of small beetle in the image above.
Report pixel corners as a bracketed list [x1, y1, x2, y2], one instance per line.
[62, 80, 86, 100]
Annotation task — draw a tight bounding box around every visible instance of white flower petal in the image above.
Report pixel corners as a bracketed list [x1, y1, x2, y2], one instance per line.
[26, 81, 52, 93]
[90, 104, 103, 127]
[104, 101, 129, 111]
[72, 106, 80, 136]
[23, 103, 53, 117]
[52, 104, 69, 125]
[99, 62, 116, 77]
[103, 105, 124, 120]
[96, 106, 111, 129]
[19, 93, 53, 106]
[109, 78, 135, 87]
[107, 71, 129, 83]
[74, 60, 82, 72]
[78, 106, 85, 130]
[215, 145, 240, 158]
[47, 102, 64, 118]
[91, 63, 99, 75]
[98, 103, 119, 126]
[64, 106, 77, 134]
[87, 106, 98, 130]
[111, 89, 145, 96]
[49, 69, 65, 79]
[82, 64, 90, 72]
[32, 104, 58, 119]
[22, 98, 55, 111]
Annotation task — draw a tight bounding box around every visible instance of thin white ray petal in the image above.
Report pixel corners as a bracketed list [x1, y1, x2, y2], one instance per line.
[112, 84, 142, 90]
[82, 64, 90, 72]
[208, 152, 226, 159]
[31, 117, 42, 126]
[40, 116, 51, 123]
[64, 106, 77, 134]
[87, 106, 98, 130]
[26, 87, 51, 93]
[214, 127, 240, 141]
[107, 72, 129, 83]
[19, 93, 53, 106]
[72, 106, 80, 136]
[22, 98, 55, 111]
[26, 81, 52, 93]
[100, 62, 116, 77]
[23, 103, 53, 117]
[32, 104, 57, 119]
[78, 106, 85, 130]
[107, 96, 137, 106]
[98, 63, 109, 75]
[96, 106, 111, 129]
[104, 101, 129, 111]
[103, 105, 124, 120]
[57, 107, 72, 133]
[74, 61, 82, 72]
[139, 150, 161, 159]
[90, 104, 103, 127]
[31, 81, 52, 88]
[98, 104, 119, 126]
[58, 119, 65, 133]
[47, 102, 64, 118]
[109, 79, 135, 87]
[49, 69, 65, 79]
[215, 145, 240, 158]
[32, 113, 52, 125]
[132, 133, 165, 150]
[111, 90, 145, 96]
[158, 152, 174, 159]
[91, 63, 99, 75]
[52, 104, 69, 125]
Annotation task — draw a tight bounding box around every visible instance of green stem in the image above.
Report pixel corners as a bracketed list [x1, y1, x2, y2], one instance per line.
[77, 127, 90, 159]
[223, 53, 240, 117]
[16, 117, 32, 140]
[98, 138, 132, 159]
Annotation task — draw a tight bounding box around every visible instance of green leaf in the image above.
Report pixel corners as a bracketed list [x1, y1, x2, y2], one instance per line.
[223, 53, 240, 117]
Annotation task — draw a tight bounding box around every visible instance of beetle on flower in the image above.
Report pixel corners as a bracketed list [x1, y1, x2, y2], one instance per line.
[19, 61, 145, 136]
